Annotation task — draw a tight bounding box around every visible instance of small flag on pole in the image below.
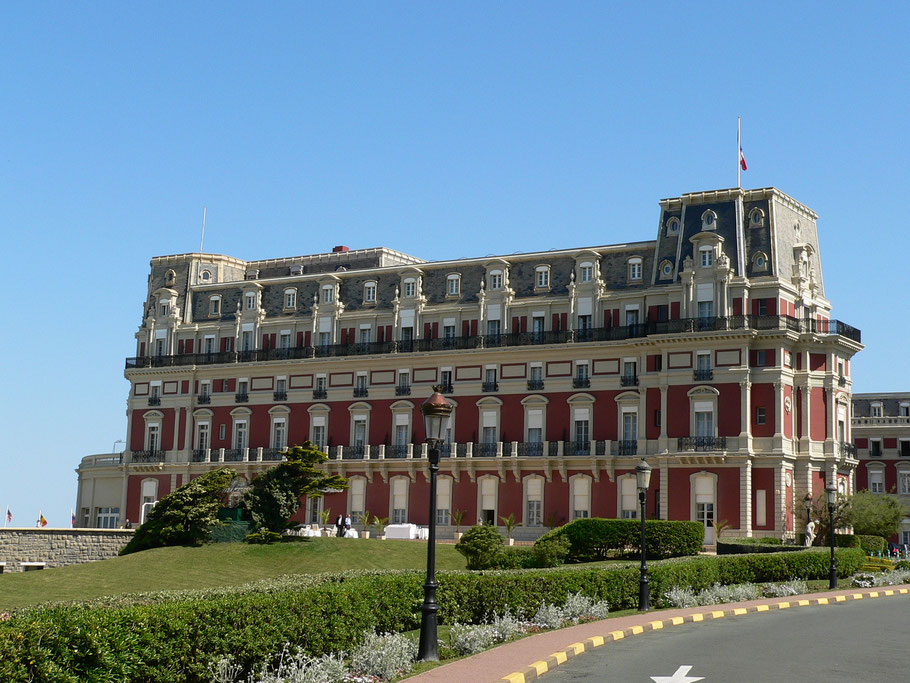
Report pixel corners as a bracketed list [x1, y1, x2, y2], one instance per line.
[739, 145, 747, 171]
[38, 512, 48, 528]
[5, 507, 11, 524]
[71, 509, 77, 528]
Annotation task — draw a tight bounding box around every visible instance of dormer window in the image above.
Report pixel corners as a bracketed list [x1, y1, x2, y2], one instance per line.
[209, 296, 221, 316]
[752, 251, 768, 271]
[283, 288, 297, 310]
[535, 266, 550, 289]
[200, 269, 212, 283]
[666, 217, 680, 235]
[165, 269, 176, 286]
[446, 274, 461, 296]
[322, 285, 334, 304]
[699, 247, 713, 268]
[363, 282, 376, 303]
[159, 301, 170, 316]
[749, 207, 765, 227]
[659, 260, 673, 279]
[489, 270, 503, 290]
[701, 210, 717, 231]
[579, 263, 593, 283]
[628, 257, 642, 281]
[872, 403, 883, 418]
[403, 278, 416, 298]
[245, 292, 257, 310]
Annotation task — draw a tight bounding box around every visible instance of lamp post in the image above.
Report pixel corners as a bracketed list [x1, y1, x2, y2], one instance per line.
[826, 483, 838, 590]
[636, 459, 652, 612]
[417, 387, 454, 662]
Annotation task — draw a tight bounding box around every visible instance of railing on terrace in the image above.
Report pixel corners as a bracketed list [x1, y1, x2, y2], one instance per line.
[474, 442, 498, 457]
[386, 445, 409, 458]
[527, 379, 545, 390]
[563, 440, 592, 456]
[126, 315, 861, 370]
[517, 441, 544, 457]
[613, 440, 638, 456]
[693, 368, 713, 381]
[342, 445, 366, 459]
[131, 449, 163, 463]
[224, 448, 245, 462]
[677, 436, 727, 452]
[191, 448, 208, 462]
[262, 448, 285, 461]
[839, 442, 858, 458]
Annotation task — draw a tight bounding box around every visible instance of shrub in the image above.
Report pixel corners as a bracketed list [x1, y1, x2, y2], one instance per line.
[245, 646, 348, 683]
[448, 623, 498, 655]
[760, 579, 808, 597]
[455, 524, 505, 569]
[856, 535, 887, 554]
[348, 631, 417, 681]
[846, 491, 907, 539]
[717, 541, 805, 555]
[245, 530, 283, 545]
[535, 518, 703, 562]
[834, 534, 862, 548]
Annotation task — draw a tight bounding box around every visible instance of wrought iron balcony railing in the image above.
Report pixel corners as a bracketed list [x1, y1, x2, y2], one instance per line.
[620, 375, 639, 387]
[191, 449, 207, 462]
[386, 445, 409, 459]
[313, 389, 327, 399]
[677, 436, 727, 452]
[572, 377, 591, 388]
[517, 441, 544, 457]
[273, 391, 287, 401]
[342, 445, 366, 459]
[563, 440, 591, 456]
[527, 379, 545, 391]
[693, 368, 713, 381]
[473, 442, 498, 457]
[147, 396, 161, 406]
[126, 314, 862, 370]
[235, 392, 249, 403]
[262, 447, 285, 461]
[839, 442, 857, 458]
[353, 387, 369, 397]
[224, 448, 245, 462]
[132, 449, 163, 463]
[482, 381, 499, 392]
[395, 385, 411, 396]
[613, 440, 638, 455]
[439, 384, 454, 394]
[196, 394, 211, 404]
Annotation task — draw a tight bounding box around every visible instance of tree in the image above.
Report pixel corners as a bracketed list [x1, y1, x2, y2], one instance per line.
[845, 490, 907, 539]
[804, 492, 851, 545]
[455, 524, 505, 569]
[243, 442, 348, 532]
[500, 512, 521, 541]
[120, 467, 236, 555]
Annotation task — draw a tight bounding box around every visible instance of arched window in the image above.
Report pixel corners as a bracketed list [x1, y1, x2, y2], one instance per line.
[701, 210, 717, 231]
[752, 251, 768, 271]
[659, 260, 674, 280]
[283, 288, 297, 310]
[749, 207, 765, 227]
[666, 216, 680, 236]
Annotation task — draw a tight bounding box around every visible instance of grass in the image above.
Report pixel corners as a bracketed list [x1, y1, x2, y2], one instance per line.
[0, 537, 466, 610]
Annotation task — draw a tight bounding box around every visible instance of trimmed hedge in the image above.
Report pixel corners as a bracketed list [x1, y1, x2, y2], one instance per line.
[717, 541, 805, 555]
[856, 535, 887, 554]
[536, 518, 704, 561]
[0, 548, 863, 682]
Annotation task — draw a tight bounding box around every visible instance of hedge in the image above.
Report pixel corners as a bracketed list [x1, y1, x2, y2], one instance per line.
[856, 535, 887, 554]
[536, 518, 705, 561]
[0, 548, 863, 682]
[717, 541, 805, 555]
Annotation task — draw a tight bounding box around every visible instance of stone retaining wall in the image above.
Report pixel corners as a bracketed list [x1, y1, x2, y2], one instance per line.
[0, 528, 134, 573]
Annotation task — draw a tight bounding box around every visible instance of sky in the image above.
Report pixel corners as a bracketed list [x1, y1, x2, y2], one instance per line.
[1, 2, 908, 527]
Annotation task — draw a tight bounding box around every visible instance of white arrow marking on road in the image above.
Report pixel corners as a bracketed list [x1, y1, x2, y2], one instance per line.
[650, 664, 705, 683]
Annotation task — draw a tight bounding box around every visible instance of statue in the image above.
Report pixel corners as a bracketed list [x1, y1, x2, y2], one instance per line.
[804, 519, 817, 547]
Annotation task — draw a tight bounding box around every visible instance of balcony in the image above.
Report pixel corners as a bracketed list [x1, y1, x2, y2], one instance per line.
[563, 440, 591, 456]
[620, 375, 639, 387]
[395, 385, 411, 396]
[518, 442, 544, 457]
[126, 315, 862, 370]
[527, 379, 545, 391]
[439, 384, 454, 394]
[196, 394, 211, 404]
[131, 449, 163, 463]
[613, 440, 638, 456]
[693, 368, 713, 381]
[677, 436, 727, 452]
[474, 442, 498, 457]
[147, 396, 161, 406]
[262, 448, 285, 461]
[224, 448, 245, 462]
[235, 392, 249, 403]
[273, 390, 288, 401]
[482, 381, 499, 392]
[342, 445, 366, 460]
[191, 449, 208, 462]
[572, 377, 591, 389]
[353, 387, 369, 398]
[839, 442, 857, 458]
[313, 389, 327, 399]
[386, 445, 409, 459]
[838, 376, 847, 387]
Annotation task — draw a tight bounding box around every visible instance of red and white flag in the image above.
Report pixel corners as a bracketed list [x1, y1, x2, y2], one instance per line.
[739, 145, 747, 171]
[5, 507, 10, 523]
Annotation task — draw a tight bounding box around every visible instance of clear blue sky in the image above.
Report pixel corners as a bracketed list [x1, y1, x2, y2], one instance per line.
[1, 3, 906, 526]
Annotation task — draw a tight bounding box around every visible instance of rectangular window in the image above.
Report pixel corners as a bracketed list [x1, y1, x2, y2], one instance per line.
[237, 379, 248, 396]
[872, 404, 882, 417]
[487, 319, 501, 337]
[578, 314, 592, 332]
[352, 419, 366, 448]
[870, 470, 884, 493]
[447, 276, 460, 296]
[900, 404, 910, 417]
[272, 421, 286, 450]
[629, 260, 642, 280]
[96, 507, 120, 529]
[350, 479, 366, 523]
[870, 440, 882, 457]
[482, 426, 497, 445]
[364, 283, 376, 302]
[756, 299, 768, 317]
[210, 298, 220, 316]
[574, 420, 589, 448]
[436, 478, 452, 526]
[532, 316, 545, 334]
[622, 411, 637, 442]
[440, 370, 452, 389]
[312, 425, 326, 450]
[623, 360, 637, 380]
[580, 265, 593, 282]
[620, 477, 637, 519]
[316, 376, 327, 392]
[199, 381, 211, 399]
[279, 333, 291, 349]
[160, 302, 170, 316]
[276, 378, 287, 396]
[480, 478, 497, 524]
[359, 328, 372, 344]
[241, 331, 253, 352]
[356, 374, 367, 392]
[625, 309, 639, 327]
[700, 249, 713, 267]
[530, 365, 542, 382]
[536, 268, 549, 288]
[234, 421, 248, 450]
[900, 473, 910, 496]
[319, 331, 331, 347]
[392, 478, 408, 524]
[245, 294, 256, 310]
[404, 280, 416, 297]
[695, 410, 714, 438]
[398, 372, 410, 389]
[146, 423, 160, 452]
[489, 272, 502, 289]
[900, 441, 910, 457]
[443, 324, 455, 339]
[756, 406, 766, 425]
[395, 423, 409, 448]
[322, 287, 334, 304]
[572, 478, 591, 519]
[284, 291, 296, 309]
[196, 423, 210, 450]
[756, 350, 767, 366]
[204, 336, 216, 354]
[698, 300, 714, 319]
[576, 363, 589, 381]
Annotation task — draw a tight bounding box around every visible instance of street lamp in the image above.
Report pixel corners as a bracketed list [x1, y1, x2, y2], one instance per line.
[826, 484, 838, 589]
[636, 459, 652, 612]
[417, 387, 454, 661]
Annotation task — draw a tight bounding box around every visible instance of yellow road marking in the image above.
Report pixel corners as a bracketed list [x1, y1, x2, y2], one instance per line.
[588, 636, 604, 647]
[670, 616, 685, 625]
[756, 604, 769, 612]
[531, 661, 548, 675]
[869, 592, 879, 598]
[610, 630, 625, 640]
[733, 608, 747, 615]
[502, 674, 525, 683]
[817, 598, 829, 605]
[777, 602, 790, 609]
[551, 651, 567, 665]
[692, 613, 704, 622]
[650, 621, 664, 630]
[884, 590, 894, 596]
[631, 625, 644, 634]
[835, 595, 847, 602]
[711, 611, 725, 619]
[852, 594, 864, 600]
[568, 642, 585, 655]
[797, 600, 810, 606]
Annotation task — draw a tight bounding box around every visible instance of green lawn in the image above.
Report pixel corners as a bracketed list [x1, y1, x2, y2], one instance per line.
[0, 538, 466, 610]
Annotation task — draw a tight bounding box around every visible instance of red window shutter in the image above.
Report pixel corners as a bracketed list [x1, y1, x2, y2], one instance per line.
[512, 316, 520, 333]
[767, 350, 776, 366]
[214, 379, 224, 393]
[560, 313, 567, 330]
[520, 316, 527, 332]
[732, 298, 742, 316]
[340, 329, 348, 344]
[552, 313, 560, 331]
[296, 331, 304, 347]
[613, 308, 620, 325]
[220, 338, 228, 352]
[385, 325, 393, 341]
[431, 322, 438, 338]
[424, 322, 432, 339]
[603, 311, 611, 327]
[180, 380, 189, 394]
[462, 321, 470, 337]
[177, 339, 184, 354]
[262, 335, 270, 350]
[185, 339, 194, 354]
[670, 302, 680, 320]
[304, 331, 312, 347]
[470, 320, 478, 336]
[768, 299, 777, 315]
[139, 342, 146, 356]
[647, 307, 657, 322]
[193, 380, 198, 394]
[378, 326, 385, 342]
[270, 334, 277, 348]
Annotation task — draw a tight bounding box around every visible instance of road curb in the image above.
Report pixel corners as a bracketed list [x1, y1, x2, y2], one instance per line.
[499, 587, 910, 683]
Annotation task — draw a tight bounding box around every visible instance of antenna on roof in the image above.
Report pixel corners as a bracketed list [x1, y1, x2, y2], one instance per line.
[199, 206, 207, 253]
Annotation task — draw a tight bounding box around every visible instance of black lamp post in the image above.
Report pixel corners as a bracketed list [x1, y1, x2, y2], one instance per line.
[417, 387, 453, 662]
[826, 483, 838, 589]
[636, 459, 652, 612]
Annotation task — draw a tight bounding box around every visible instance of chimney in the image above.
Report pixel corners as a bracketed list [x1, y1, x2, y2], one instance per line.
[332, 245, 350, 253]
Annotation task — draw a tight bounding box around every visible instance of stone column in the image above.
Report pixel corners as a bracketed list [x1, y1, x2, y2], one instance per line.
[739, 378, 751, 452]
[660, 464, 669, 521]
[740, 459, 753, 537]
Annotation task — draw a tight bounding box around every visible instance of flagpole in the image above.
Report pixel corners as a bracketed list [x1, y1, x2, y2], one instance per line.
[737, 117, 741, 189]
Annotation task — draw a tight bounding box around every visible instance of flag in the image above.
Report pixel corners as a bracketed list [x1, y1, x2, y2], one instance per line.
[739, 145, 747, 171]
[38, 513, 48, 528]
[5, 507, 10, 523]
[71, 509, 77, 528]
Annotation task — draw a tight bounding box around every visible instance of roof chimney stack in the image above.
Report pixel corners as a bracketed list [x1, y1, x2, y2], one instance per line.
[332, 245, 350, 253]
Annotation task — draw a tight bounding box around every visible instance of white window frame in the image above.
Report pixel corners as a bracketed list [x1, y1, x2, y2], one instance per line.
[348, 476, 367, 523]
[209, 296, 221, 316]
[579, 262, 593, 283]
[628, 257, 642, 281]
[403, 278, 417, 298]
[868, 468, 885, 494]
[570, 474, 592, 520]
[618, 473, 638, 519]
[283, 288, 297, 310]
[244, 292, 257, 310]
[322, 285, 334, 304]
[523, 475, 544, 527]
[477, 474, 499, 525]
[699, 247, 713, 268]
[489, 270, 503, 290]
[390, 475, 410, 524]
[871, 402, 883, 418]
[446, 274, 461, 296]
[535, 266, 550, 289]
[363, 281, 377, 303]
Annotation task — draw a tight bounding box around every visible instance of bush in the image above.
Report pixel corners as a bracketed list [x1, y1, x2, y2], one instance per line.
[834, 534, 862, 548]
[244, 530, 283, 545]
[717, 541, 805, 555]
[856, 535, 887, 554]
[535, 518, 704, 562]
[455, 524, 505, 569]
[348, 631, 417, 681]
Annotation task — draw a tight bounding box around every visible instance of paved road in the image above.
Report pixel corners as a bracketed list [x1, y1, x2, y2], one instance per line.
[547, 595, 910, 682]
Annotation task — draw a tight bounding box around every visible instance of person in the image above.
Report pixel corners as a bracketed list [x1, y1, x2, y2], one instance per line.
[335, 514, 344, 538]
[344, 514, 352, 531]
[123, 519, 132, 529]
